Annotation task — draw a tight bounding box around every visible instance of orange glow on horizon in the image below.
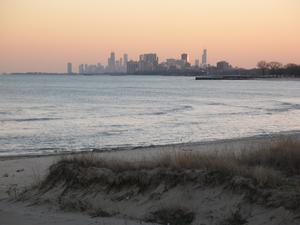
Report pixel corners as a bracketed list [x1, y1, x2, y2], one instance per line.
[1, 0, 299, 72]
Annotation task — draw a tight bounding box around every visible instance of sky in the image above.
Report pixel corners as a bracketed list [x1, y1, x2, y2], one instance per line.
[1, 0, 300, 73]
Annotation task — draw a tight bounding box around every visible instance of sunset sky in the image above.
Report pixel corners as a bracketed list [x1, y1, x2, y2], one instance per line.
[1, 0, 299, 73]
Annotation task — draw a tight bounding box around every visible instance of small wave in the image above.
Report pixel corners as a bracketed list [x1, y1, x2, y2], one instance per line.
[96, 130, 127, 136]
[267, 102, 300, 113]
[207, 111, 262, 117]
[139, 105, 193, 116]
[165, 105, 193, 113]
[0, 118, 60, 122]
[27, 105, 56, 109]
[207, 102, 265, 111]
[207, 102, 227, 106]
[0, 111, 10, 115]
[280, 102, 300, 109]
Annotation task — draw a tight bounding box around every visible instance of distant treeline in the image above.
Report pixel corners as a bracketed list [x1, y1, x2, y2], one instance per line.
[256, 61, 300, 76]
[209, 61, 300, 77]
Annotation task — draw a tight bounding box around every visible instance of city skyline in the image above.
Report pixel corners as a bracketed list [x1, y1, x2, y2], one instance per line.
[1, 0, 300, 73]
[74, 50, 209, 74]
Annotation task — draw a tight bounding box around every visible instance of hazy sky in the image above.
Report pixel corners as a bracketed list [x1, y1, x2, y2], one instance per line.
[1, 0, 299, 72]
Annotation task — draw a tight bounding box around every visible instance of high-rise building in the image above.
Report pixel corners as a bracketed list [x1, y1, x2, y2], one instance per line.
[110, 52, 115, 65]
[195, 59, 200, 67]
[138, 53, 159, 72]
[127, 61, 138, 74]
[202, 49, 207, 65]
[67, 62, 72, 74]
[123, 54, 128, 65]
[107, 52, 116, 72]
[166, 58, 182, 70]
[180, 53, 190, 68]
[116, 60, 120, 69]
[123, 54, 128, 72]
[181, 53, 189, 63]
[81, 63, 104, 74]
[78, 64, 84, 74]
[217, 61, 231, 71]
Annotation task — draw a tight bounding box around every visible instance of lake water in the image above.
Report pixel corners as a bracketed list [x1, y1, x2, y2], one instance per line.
[1, 75, 300, 156]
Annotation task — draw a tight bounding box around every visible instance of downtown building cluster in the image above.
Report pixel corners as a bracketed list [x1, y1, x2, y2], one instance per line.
[68, 49, 232, 75]
[76, 52, 128, 75]
[127, 50, 208, 75]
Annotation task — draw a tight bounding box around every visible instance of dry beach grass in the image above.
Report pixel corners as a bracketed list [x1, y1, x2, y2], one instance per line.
[15, 138, 300, 225]
[46, 138, 300, 186]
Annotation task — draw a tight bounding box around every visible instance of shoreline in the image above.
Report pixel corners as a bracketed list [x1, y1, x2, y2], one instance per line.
[1, 130, 300, 160]
[4, 73, 300, 77]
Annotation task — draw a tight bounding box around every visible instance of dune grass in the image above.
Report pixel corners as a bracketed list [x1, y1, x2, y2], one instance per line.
[43, 138, 300, 189]
[23, 137, 300, 224]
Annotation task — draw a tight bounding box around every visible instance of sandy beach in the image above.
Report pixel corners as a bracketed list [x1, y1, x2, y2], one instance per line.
[1, 133, 300, 225]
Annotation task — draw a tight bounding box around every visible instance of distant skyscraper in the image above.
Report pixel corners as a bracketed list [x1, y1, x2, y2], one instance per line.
[195, 59, 200, 67]
[217, 61, 231, 71]
[138, 53, 159, 72]
[123, 54, 128, 65]
[67, 62, 72, 74]
[107, 52, 116, 72]
[119, 58, 123, 67]
[81, 63, 104, 74]
[181, 53, 189, 63]
[78, 64, 84, 74]
[202, 49, 207, 65]
[127, 60, 138, 74]
[180, 53, 190, 69]
[110, 52, 116, 66]
[116, 60, 120, 69]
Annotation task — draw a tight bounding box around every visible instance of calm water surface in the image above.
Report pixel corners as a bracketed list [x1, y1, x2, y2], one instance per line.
[1, 75, 300, 156]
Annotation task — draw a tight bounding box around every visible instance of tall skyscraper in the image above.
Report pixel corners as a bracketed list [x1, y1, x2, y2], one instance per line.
[116, 60, 120, 69]
[181, 53, 189, 63]
[202, 49, 207, 65]
[108, 52, 116, 72]
[123, 54, 128, 65]
[67, 62, 72, 74]
[180, 53, 190, 69]
[110, 52, 116, 66]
